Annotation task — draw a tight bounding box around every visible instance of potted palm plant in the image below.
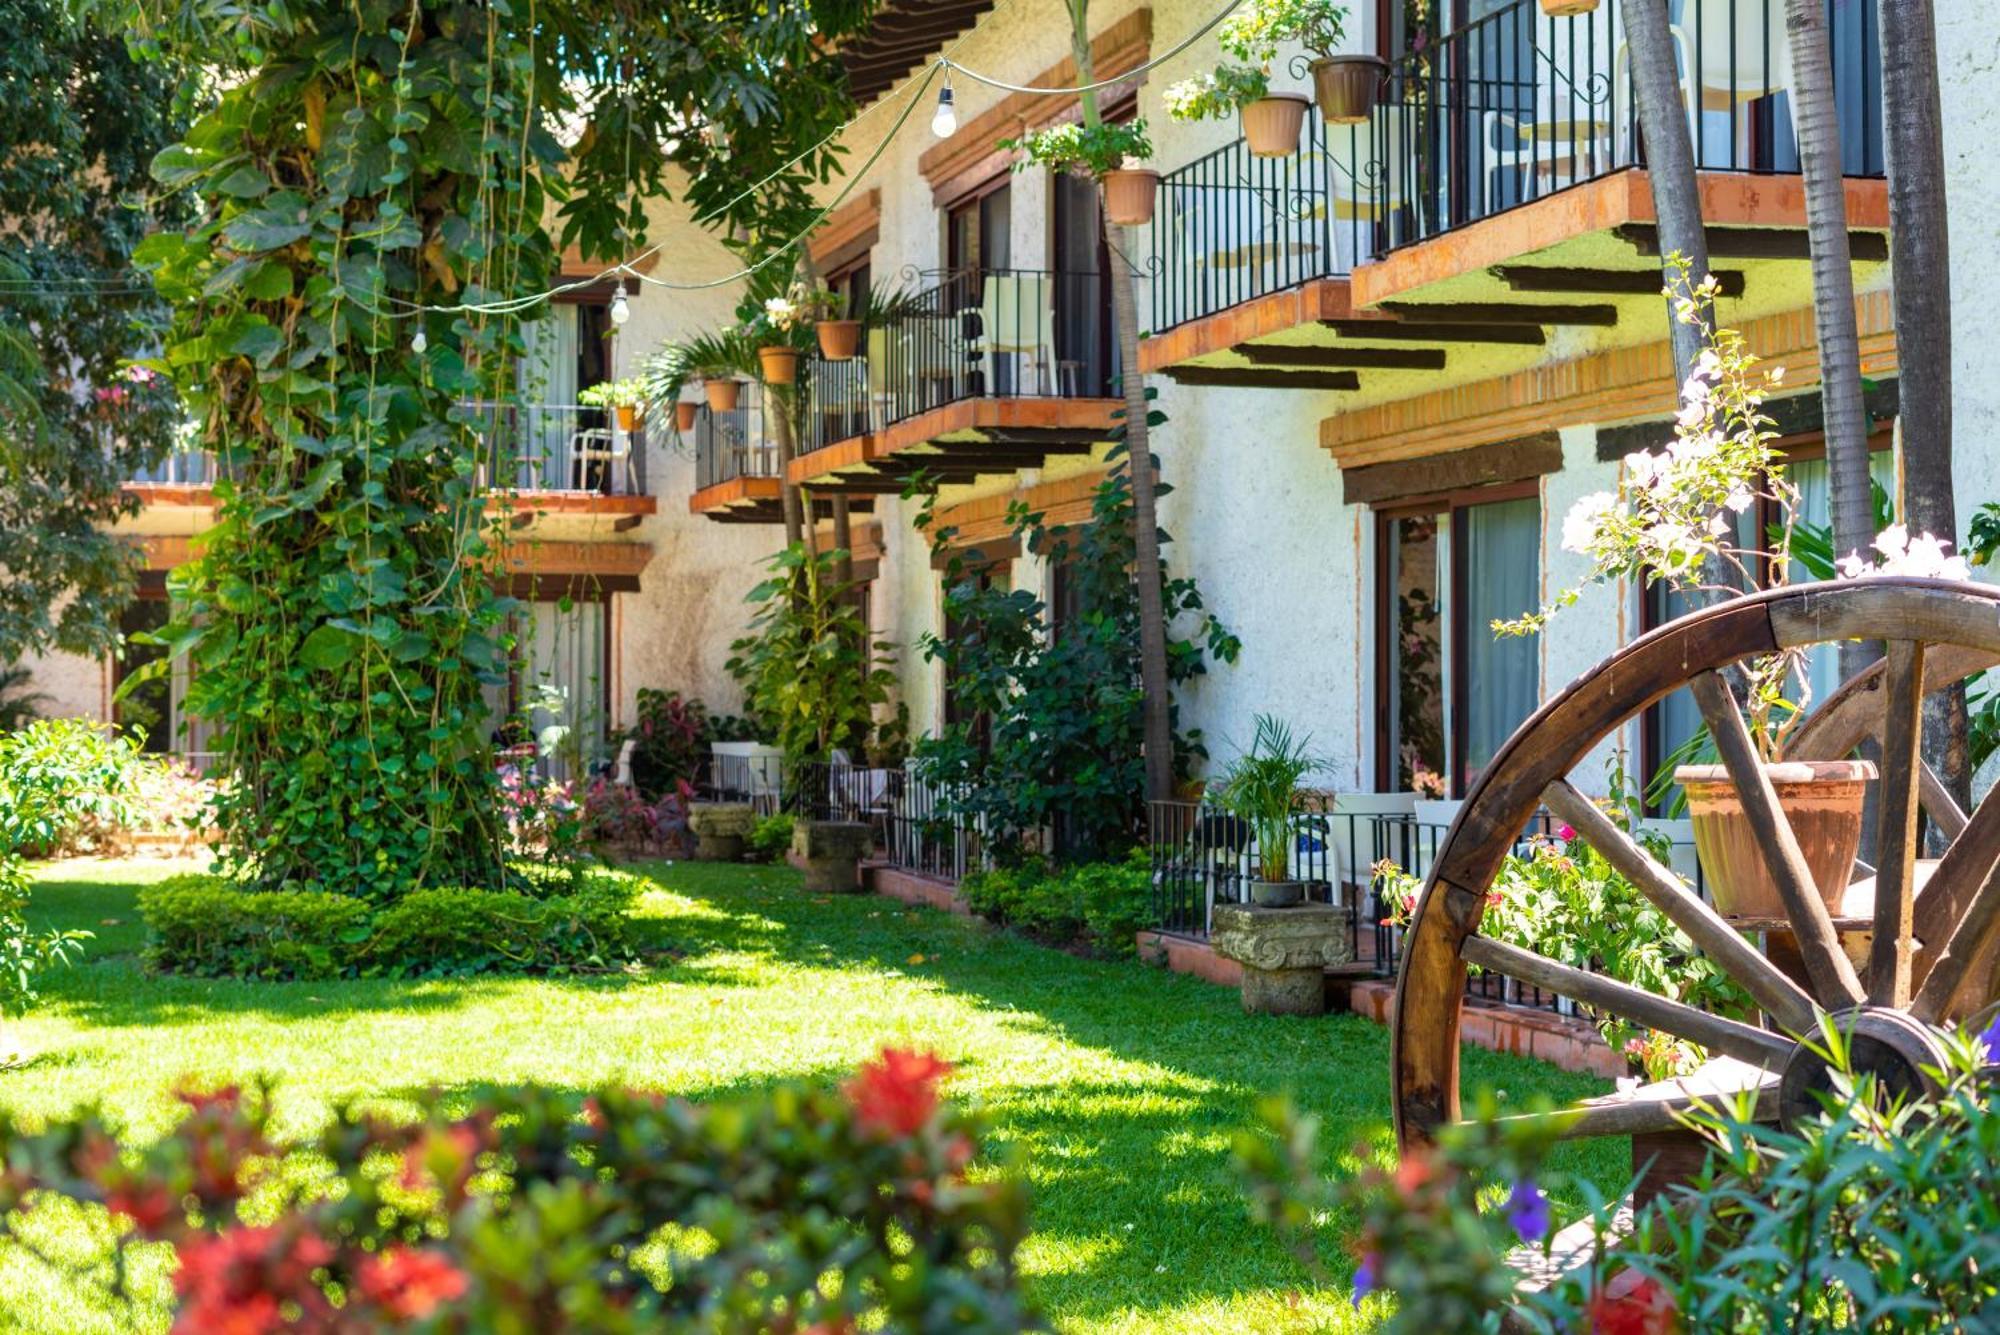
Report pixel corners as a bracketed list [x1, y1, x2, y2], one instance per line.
[1215, 714, 1327, 908]
[577, 378, 647, 433]
[639, 328, 756, 421]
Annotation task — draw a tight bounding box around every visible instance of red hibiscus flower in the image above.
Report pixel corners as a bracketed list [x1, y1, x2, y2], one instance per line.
[844, 1048, 954, 1138]
[356, 1246, 471, 1320]
[1587, 1268, 1678, 1335]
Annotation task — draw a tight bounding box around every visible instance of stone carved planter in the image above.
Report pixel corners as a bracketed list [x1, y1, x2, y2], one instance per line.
[792, 819, 873, 894]
[1210, 903, 1353, 1016]
[687, 802, 755, 862]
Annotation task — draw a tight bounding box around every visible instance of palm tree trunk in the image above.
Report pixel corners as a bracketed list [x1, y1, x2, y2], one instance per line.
[832, 493, 853, 585]
[1620, 0, 1714, 383]
[1069, 0, 1173, 801]
[771, 381, 805, 548]
[1880, 0, 1968, 805]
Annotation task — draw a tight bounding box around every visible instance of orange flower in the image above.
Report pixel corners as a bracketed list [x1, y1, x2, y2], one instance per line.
[356, 1246, 471, 1320]
[844, 1048, 954, 1138]
[1587, 1268, 1678, 1335]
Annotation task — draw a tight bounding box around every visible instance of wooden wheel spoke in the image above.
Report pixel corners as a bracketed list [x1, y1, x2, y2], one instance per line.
[1918, 761, 1969, 841]
[1542, 779, 1820, 1036]
[1460, 935, 1795, 1070]
[1691, 671, 1867, 1008]
[1495, 1056, 1778, 1139]
[1869, 641, 1927, 1005]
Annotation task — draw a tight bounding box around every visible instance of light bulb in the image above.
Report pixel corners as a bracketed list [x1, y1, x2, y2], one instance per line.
[609, 281, 631, 326]
[931, 83, 957, 139]
[411, 328, 427, 354]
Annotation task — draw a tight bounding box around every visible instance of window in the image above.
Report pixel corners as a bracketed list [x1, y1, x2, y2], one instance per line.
[1051, 172, 1116, 398]
[1640, 438, 1897, 810]
[114, 596, 173, 755]
[942, 563, 1009, 752]
[512, 297, 613, 490]
[490, 591, 612, 782]
[1376, 486, 1541, 796]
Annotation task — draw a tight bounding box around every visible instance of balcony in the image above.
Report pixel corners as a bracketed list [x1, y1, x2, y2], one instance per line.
[1141, 0, 1888, 395]
[689, 381, 877, 523]
[788, 267, 1123, 498]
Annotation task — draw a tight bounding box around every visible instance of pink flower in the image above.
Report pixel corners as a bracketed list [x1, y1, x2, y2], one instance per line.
[1556, 824, 1576, 842]
[1588, 1268, 1679, 1335]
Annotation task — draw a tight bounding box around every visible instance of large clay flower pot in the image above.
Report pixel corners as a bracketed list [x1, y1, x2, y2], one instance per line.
[1540, 0, 1600, 13]
[758, 345, 798, 385]
[1241, 94, 1310, 158]
[1310, 55, 1387, 125]
[817, 319, 862, 360]
[1248, 879, 1305, 909]
[703, 378, 742, 413]
[1675, 759, 1876, 918]
[674, 400, 698, 432]
[1100, 168, 1159, 226]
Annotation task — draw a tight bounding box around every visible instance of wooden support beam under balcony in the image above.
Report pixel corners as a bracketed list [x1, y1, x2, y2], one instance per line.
[788, 396, 1120, 491]
[1161, 366, 1361, 392]
[1322, 320, 1546, 347]
[1490, 265, 1748, 299]
[839, 0, 994, 104]
[1613, 222, 1890, 263]
[1233, 344, 1447, 371]
[1377, 301, 1619, 328]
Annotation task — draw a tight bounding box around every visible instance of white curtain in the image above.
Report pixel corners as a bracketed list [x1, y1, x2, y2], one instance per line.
[1462, 496, 1541, 784]
[516, 306, 580, 488]
[1788, 452, 1898, 709]
[524, 598, 608, 781]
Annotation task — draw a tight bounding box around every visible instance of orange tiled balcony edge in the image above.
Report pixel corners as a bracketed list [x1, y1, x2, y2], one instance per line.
[1349, 168, 1891, 309]
[788, 396, 1124, 486]
[690, 475, 781, 515]
[127, 532, 654, 577]
[1135, 277, 1376, 374]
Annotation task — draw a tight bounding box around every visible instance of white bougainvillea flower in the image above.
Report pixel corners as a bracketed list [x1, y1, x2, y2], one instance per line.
[1837, 524, 1972, 580]
[1561, 491, 1619, 555]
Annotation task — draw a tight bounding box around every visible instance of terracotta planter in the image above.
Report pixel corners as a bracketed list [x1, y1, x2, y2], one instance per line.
[758, 345, 798, 385]
[703, 378, 742, 413]
[1676, 759, 1876, 918]
[1539, 0, 1600, 13]
[674, 400, 698, 432]
[1241, 94, 1310, 158]
[613, 403, 640, 433]
[817, 319, 862, 360]
[1101, 168, 1159, 226]
[1311, 55, 1387, 125]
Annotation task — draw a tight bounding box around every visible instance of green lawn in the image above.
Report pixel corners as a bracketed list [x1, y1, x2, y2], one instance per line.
[2, 857, 1624, 1333]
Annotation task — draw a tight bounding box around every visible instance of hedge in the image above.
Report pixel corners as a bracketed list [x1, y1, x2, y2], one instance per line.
[138, 871, 641, 980]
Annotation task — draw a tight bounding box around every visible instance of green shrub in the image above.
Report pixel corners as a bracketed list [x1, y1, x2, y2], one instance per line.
[138, 871, 641, 981]
[139, 874, 371, 980]
[1074, 849, 1157, 957]
[748, 812, 796, 863]
[961, 856, 1153, 955]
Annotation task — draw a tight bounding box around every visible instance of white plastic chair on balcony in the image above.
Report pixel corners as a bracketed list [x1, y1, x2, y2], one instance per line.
[1327, 791, 1421, 908]
[570, 422, 638, 495]
[977, 273, 1055, 397]
[1675, 0, 1793, 165]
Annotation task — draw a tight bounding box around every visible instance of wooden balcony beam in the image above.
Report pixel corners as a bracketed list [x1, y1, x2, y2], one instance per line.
[1380, 300, 1619, 327]
[1233, 343, 1446, 371]
[1490, 264, 1746, 298]
[1162, 366, 1361, 391]
[1614, 223, 1889, 262]
[1322, 320, 1545, 346]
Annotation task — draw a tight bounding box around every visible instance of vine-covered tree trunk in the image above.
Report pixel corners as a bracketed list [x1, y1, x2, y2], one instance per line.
[1880, 0, 1968, 805]
[1068, 0, 1173, 801]
[139, 0, 558, 896]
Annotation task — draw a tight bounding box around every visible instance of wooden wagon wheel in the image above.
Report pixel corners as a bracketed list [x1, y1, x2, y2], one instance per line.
[1392, 577, 2000, 1156]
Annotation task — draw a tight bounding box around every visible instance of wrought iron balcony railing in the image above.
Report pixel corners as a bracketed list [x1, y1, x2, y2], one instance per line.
[693, 381, 783, 490]
[1148, 0, 1884, 334]
[461, 400, 649, 496]
[802, 266, 1117, 454]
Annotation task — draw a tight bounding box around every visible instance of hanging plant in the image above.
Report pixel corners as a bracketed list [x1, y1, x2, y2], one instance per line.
[999, 118, 1153, 179]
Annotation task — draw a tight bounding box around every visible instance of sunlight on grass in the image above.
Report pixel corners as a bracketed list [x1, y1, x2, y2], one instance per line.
[3, 857, 1627, 1333]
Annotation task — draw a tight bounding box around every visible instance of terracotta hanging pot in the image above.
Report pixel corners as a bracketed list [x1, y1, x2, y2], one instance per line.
[674, 400, 698, 432]
[703, 378, 742, 413]
[758, 345, 799, 385]
[614, 403, 640, 433]
[1676, 759, 1876, 919]
[1539, 0, 1600, 14]
[1100, 168, 1160, 227]
[817, 319, 862, 360]
[1241, 94, 1310, 158]
[1311, 55, 1387, 125]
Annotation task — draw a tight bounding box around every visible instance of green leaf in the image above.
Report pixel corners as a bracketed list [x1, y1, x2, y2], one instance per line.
[298, 624, 360, 672]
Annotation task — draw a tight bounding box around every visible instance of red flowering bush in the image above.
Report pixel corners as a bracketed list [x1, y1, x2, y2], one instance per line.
[0, 1049, 1039, 1332]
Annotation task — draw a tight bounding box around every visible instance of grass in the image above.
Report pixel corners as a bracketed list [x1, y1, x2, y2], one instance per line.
[1, 856, 1626, 1333]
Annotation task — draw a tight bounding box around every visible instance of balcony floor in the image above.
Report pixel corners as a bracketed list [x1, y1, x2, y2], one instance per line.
[789, 396, 1122, 496]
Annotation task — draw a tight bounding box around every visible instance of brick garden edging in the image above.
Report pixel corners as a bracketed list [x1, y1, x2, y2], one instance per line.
[1138, 930, 1624, 1081]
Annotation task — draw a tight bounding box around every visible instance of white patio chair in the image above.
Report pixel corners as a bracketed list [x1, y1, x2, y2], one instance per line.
[1327, 791, 1421, 908]
[977, 273, 1055, 397]
[571, 424, 637, 495]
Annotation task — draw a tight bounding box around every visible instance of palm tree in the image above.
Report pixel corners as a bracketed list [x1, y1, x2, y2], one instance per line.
[1066, 0, 1174, 801]
[1880, 0, 1967, 803]
[1782, 0, 1874, 619]
[1619, 0, 1713, 382]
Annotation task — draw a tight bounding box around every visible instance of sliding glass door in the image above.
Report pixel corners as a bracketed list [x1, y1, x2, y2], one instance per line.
[1379, 487, 1542, 796]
